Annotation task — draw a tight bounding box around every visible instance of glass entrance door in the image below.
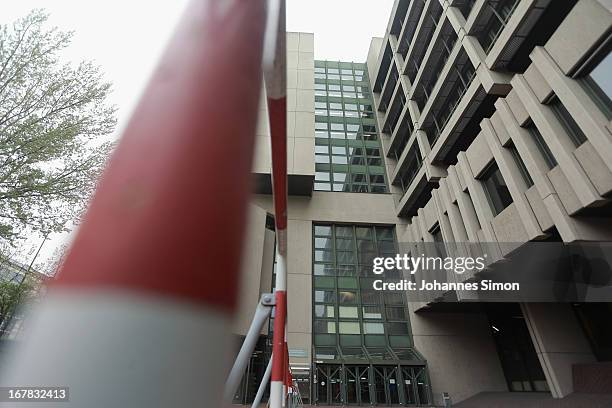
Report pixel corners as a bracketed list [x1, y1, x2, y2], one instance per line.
[344, 365, 372, 405]
[358, 366, 371, 405]
[385, 366, 400, 404]
[345, 366, 359, 404]
[372, 365, 401, 405]
[330, 365, 343, 404]
[316, 365, 329, 405]
[401, 366, 430, 406]
[315, 363, 429, 405]
[373, 366, 387, 404]
[315, 364, 343, 405]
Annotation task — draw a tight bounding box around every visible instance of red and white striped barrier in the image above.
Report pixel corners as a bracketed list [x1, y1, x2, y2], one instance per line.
[0, 1, 266, 407]
[263, 0, 289, 407]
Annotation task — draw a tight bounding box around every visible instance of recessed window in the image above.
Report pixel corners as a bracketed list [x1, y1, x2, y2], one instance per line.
[431, 225, 446, 258]
[549, 97, 587, 147]
[507, 143, 534, 188]
[583, 51, 612, 119]
[481, 163, 513, 216]
[527, 123, 557, 169]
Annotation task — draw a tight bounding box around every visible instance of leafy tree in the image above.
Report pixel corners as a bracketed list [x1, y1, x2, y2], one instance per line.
[0, 10, 116, 242]
[0, 277, 36, 335]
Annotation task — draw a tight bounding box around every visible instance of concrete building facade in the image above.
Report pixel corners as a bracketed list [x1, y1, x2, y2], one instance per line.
[232, 1, 612, 405]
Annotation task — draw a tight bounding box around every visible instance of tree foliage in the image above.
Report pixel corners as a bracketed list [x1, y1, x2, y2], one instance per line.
[0, 10, 116, 242]
[0, 277, 35, 332]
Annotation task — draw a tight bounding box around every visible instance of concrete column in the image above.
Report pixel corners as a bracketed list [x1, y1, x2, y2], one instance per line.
[287, 218, 312, 366]
[511, 75, 603, 208]
[447, 166, 480, 242]
[481, 118, 544, 240]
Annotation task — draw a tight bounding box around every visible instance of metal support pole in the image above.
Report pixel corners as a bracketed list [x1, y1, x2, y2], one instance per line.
[251, 354, 273, 408]
[263, 0, 288, 406]
[224, 293, 275, 402]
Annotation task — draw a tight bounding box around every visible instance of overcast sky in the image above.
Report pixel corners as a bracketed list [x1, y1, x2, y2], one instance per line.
[0, 0, 394, 266]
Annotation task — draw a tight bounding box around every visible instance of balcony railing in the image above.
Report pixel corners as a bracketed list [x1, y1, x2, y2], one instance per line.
[478, 0, 520, 53]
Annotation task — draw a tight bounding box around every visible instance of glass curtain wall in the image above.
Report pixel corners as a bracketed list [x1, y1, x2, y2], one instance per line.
[312, 224, 431, 406]
[314, 61, 389, 193]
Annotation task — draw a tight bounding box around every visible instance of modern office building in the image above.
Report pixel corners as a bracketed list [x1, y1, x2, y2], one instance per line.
[233, 0, 612, 405]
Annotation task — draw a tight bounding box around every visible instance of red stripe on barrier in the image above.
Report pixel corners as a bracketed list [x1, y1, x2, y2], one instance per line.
[287, 369, 293, 389]
[284, 342, 291, 388]
[267, 97, 287, 233]
[271, 290, 287, 381]
[53, 0, 266, 312]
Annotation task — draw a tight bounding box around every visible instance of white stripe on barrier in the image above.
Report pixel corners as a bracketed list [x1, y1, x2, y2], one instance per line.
[0, 292, 232, 408]
[275, 246, 287, 292]
[270, 381, 284, 408]
[263, 0, 286, 99]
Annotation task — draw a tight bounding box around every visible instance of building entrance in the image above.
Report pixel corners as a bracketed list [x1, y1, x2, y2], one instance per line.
[316, 364, 343, 404]
[486, 303, 549, 392]
[314, 363, 430, 406]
